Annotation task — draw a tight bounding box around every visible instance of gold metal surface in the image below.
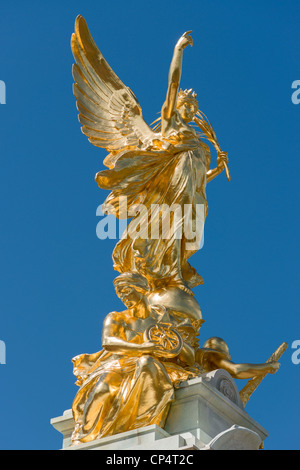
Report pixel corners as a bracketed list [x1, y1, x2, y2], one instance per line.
[196, 337, 281, 383]
[70, 15, 284, 445]
[144, 323, 183, 358]
[239, 342, 288, 407]
[71, 273, 202, 444]
[71, 16, 229, 294]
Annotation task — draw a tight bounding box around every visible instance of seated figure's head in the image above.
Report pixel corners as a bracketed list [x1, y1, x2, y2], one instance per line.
[148, 286, 203, 324]
[113, 272, 149, 309]
[202, 337, 231, 360]
[176, 89, 198, 122]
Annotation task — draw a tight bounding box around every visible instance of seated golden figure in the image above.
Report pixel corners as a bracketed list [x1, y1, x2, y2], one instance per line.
[71, 273, 203, 444]
[71, 274, 282, 444]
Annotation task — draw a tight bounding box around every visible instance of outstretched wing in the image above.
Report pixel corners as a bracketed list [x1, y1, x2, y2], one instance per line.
[71, 16, 156, 160]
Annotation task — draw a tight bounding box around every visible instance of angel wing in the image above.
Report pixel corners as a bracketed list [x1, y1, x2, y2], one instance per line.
[71, 16, 157, 164]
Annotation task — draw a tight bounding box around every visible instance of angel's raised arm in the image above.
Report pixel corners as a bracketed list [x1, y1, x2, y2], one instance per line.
[161, 31, 193, 122]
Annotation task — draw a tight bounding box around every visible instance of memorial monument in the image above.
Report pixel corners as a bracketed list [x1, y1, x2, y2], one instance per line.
[51, 16, 287, 450]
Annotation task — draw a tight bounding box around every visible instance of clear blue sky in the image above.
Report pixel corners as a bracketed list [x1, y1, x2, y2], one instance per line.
[0, 0, 299, 450]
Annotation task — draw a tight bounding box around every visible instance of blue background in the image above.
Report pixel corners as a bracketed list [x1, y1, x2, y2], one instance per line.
[0, 0, 299, 450]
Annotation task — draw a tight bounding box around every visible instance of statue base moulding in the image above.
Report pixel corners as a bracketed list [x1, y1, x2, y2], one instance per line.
[51, 369, 268, 451]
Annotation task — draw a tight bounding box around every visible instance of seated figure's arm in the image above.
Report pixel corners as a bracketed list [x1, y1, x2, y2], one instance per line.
[177, 341, 195, 367]
[101, 312, 158, 356]
[213, 357, 280, 380]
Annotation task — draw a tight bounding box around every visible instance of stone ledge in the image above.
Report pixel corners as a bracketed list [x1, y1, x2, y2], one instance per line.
[51, 369, 268, 450]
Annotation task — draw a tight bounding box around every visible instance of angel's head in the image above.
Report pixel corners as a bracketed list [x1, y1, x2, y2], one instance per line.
[176, 89, 198, 122]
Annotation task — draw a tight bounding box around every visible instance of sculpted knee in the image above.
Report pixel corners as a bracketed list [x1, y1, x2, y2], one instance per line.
[138, 355, 156, 369]
[94, 380, 110, 396]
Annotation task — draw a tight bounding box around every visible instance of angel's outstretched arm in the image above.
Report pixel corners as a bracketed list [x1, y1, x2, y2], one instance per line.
[161, 31, 193, 122]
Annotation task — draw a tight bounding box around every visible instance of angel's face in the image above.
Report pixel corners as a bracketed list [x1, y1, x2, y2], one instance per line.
[177, 101, 197, 123]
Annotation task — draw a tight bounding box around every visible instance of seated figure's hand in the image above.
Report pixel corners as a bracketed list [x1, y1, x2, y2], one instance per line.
[267, 361, 280, 374]
[140, 339, 179, 359]
[140, 341, 161, 355]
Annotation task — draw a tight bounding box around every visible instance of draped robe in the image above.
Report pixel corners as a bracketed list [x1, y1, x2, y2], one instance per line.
[71, 309, 203, 444]
[96, 131, 210, 290]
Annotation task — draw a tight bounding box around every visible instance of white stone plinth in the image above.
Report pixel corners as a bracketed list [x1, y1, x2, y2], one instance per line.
[51, 369, 268, 450]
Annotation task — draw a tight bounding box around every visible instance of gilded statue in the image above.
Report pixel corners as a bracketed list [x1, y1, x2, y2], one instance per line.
[70, 16, 284, 446]
[71, 15, 229, 295]
[71, 272, 282, 444]
[71, 273, 204, 444]
[71, 273, 281, 444]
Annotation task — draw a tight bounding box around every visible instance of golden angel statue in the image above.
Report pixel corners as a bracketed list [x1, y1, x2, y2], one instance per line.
[71, 15, 230, 295]
[69, 17, 285, 446]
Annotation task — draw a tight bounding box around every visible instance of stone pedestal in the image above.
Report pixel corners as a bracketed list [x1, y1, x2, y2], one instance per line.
[51, 369, 268, 450]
